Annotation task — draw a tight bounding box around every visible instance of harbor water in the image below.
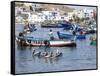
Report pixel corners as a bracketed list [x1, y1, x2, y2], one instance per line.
[15, 24, 97, 74]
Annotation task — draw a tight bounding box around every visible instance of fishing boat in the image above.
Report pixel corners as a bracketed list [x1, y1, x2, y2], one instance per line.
[57, 31, 86, 40]
[60, 23, 73, 30]
[41, 24, 63, 28]
[59, 20, 78, 30]
[16, 36, 76, 47]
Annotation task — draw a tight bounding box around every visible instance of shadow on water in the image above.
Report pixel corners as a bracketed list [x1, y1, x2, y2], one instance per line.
[17, 46, 32, 51]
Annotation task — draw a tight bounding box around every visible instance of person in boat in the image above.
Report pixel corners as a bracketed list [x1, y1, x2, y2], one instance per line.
[72, 30, 76, 36]
[44, 40, 50, 47]
[49, 29, 54, 40]
[18, 32, 26, 45]
[72, 31, 76, 41]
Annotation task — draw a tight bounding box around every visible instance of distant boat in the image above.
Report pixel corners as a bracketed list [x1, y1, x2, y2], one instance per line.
[41, 24, 63, 28]
[57, 31, 86, 40]
[60, 22, 73, 30]
[16, 36, 76, 47]
[90, 35, 96, 46]
[24, 24, 37, 33]
[29, 24, 37, 32]
[90, 40, 96, 45]
[85, 29, 96, 34]
[84, 24, 97, 34]
[41, 21, 73, 30]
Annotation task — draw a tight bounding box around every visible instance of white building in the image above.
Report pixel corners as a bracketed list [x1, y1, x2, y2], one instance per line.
[83, 9, 95, 18]
[67, 8, 95, 21]
[28, 10, 66, 23]
[67, 9, 85, 19]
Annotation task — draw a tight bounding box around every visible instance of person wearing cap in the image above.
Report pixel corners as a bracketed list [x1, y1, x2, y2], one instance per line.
[48, 29, 54, 40]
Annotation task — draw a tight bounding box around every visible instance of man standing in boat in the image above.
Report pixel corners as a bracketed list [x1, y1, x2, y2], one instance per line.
[72, 30, 76, 41]
[49, 29, 54, 40]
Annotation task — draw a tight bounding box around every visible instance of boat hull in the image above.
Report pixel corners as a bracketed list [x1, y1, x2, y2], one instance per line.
[16, 39, 76, 47]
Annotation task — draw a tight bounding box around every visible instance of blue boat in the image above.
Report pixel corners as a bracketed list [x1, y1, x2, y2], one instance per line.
[41, 24, 63, 28]
[57, 31, 86, 40]
[60, 22, 73, 30]
[16, 36, 49, 41]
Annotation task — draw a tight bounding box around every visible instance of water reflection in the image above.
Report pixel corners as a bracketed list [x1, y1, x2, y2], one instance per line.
[16, 45, 64, 64]
[15, 24, 96, 74]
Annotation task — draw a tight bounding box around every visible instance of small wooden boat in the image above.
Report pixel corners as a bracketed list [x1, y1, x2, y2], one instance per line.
[57, 31, 86, 40]
[16, 36, 76, 47]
